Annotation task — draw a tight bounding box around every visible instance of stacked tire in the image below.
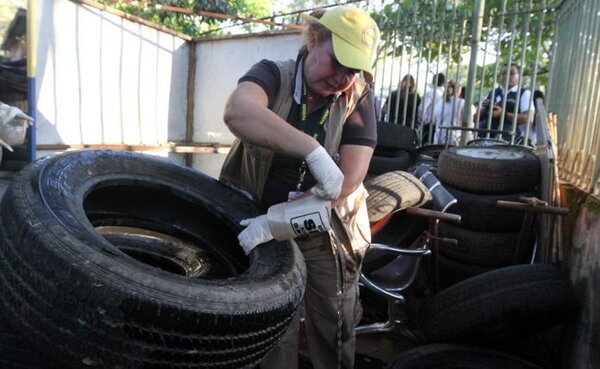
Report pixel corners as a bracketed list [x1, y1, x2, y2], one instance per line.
[368, 122, 417, 177]
[416, 148, 576, 366]
[436, 146, 541, 287]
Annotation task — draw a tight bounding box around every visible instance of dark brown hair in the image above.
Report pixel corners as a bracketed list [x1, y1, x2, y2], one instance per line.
[399, 74, 416, 98]
[299, 9, 332, 56]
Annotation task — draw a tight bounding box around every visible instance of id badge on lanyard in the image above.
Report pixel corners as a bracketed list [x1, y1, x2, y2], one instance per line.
[289, 80, 330, 202]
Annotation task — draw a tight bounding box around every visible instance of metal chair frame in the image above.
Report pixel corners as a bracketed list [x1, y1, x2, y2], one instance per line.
[356, 165, 460, 340]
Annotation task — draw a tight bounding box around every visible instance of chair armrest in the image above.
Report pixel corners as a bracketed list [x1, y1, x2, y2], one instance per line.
[369, 243, 432, 257]
[359, 273, 407, 302]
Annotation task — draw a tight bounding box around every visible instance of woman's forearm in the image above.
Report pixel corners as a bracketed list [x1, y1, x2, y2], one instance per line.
[224, 82, 319, 158]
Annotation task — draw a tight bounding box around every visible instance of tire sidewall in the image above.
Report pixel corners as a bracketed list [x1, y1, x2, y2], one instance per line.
[4, 150, 305, 313]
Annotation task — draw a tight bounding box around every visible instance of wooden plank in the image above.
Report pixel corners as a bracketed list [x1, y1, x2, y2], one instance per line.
[36, 143, 231, 154]
[186, 42, 197, 143]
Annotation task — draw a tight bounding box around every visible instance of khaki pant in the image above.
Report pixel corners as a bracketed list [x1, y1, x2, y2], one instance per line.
[259, 232, 364, 369]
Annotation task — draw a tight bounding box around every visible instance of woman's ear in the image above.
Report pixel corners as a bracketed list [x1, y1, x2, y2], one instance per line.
[306, 33, 318, 50]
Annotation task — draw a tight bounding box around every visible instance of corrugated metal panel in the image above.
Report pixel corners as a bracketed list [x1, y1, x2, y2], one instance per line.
[547, 0, 599, 198]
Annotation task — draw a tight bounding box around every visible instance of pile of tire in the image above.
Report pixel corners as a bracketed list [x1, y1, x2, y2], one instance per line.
[368, 122, 418, 177]
[435, 146, 541, 287]
[414, 147, 577, 366]
[354, 161, 576, 368]
[419, 264, 576, 344]
[0, 150, 306, 369]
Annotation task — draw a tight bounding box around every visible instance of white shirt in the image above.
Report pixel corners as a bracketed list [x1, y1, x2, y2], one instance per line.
[433, 97, 476, 145]
[418, 86, 445, 125]
[506, 85, 536, 143]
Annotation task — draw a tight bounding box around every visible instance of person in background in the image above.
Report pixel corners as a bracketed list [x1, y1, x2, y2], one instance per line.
[219, 6, 380, 369]
[433, 80, 475, 146]
[418, 72, 445, 144]
[382, 74, 421, 127]
[477, 63, 534, 142]
[533, 89, 545, 104]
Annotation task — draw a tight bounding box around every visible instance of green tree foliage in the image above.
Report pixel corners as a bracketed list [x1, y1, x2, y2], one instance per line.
[98, 0, 272, 37]
[371, 0, 555, 95]
[282, 0, 333, 11]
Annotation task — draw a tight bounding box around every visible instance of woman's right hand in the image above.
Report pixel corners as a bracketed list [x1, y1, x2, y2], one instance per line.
[305, 146, 344, 200]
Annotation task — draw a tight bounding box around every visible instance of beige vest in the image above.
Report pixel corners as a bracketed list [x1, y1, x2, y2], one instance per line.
[220, 59, 366, 201]
[219, 59, 372, 253]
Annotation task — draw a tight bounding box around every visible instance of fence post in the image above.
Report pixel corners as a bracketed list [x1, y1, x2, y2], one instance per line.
[27, 0, 37, 161]
[461, 0, 485, 145]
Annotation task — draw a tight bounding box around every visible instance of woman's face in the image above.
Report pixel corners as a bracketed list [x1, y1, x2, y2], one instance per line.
[304, 38, 358, 97]
[502, 65, 519, 89]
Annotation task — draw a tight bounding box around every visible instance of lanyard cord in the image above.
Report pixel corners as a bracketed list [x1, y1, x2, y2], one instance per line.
[296, 80, 331, 192]
[300, 80, 331, 136]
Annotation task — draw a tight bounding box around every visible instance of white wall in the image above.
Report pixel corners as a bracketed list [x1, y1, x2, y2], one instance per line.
[35, 0, 302, 147]
[193, 33, 302, 144]
[36, 0, 189, 145]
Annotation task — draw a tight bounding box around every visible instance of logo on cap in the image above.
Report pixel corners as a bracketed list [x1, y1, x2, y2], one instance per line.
[362, 25, 378, 50]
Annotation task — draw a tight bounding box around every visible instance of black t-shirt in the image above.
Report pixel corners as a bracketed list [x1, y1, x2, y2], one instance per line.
[238, 58, 377, 207]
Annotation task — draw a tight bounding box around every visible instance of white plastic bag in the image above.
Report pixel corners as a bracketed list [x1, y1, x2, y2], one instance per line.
[0, 102, 33, 151]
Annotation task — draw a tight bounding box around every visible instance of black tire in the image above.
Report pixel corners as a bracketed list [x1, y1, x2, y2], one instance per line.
[416, 144, 452, 159]
[437, 253, 496, 289]
[368, 152, 413, 176]
[444, 185, 536, 232]
[375, 121, 418, 155]
[365, 170, 431, 223]
[438, 222, 532, 266]
[362, 171, 430, 272]
[387, 343, 542, 369]
[0, 150, 306, 369]
[421, 264, 577, 344]
[0, 318, 50, 369]
[466, 138, 510, 147]
[437, 146, 540, 194]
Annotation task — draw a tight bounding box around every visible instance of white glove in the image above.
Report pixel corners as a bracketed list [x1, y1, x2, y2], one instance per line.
[305, 146, 344, 200]
[0, 103, 33, 126]
[238, 195, 332, 254]
[238, 215, 273, 255]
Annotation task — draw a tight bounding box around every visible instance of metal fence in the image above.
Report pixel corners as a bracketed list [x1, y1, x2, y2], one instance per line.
[371, 0, 554, 148]
[547, 0, 600, 199]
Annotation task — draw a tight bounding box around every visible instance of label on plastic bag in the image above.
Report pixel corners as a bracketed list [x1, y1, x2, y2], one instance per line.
[290, 212, 328, 236]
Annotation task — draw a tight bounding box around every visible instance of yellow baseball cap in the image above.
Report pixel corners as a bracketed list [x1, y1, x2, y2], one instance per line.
[314, 6, 380, 83]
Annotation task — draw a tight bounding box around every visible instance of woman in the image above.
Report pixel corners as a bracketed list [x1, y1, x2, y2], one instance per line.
[434, 80, 475, 145]
[219, 6, 380, 369]
[384, 74, 421, 127]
